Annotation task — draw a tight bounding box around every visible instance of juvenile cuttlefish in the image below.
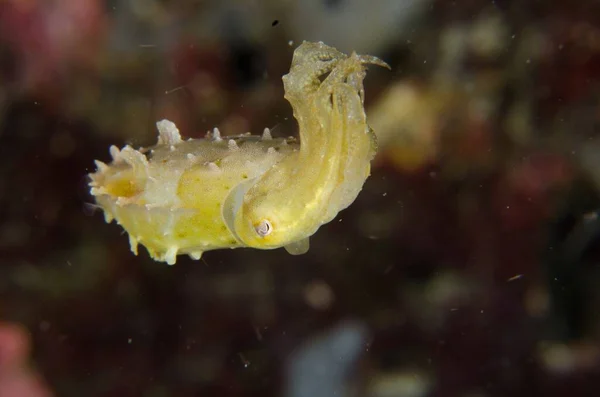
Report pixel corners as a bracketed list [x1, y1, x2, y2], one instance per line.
[88, 41, 389, 264]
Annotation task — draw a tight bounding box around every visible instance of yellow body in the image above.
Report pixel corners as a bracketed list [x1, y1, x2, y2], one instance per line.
[88, 41, 388, 264]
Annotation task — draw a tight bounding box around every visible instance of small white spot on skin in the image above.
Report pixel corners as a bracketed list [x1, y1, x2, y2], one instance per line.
[94, 160, 108, 172]
[94, 186, 110, 196]
[120, 146, 148, 164]
[212, 127, 222, 142]
[169, 145, 175, 152]
[103, 211, 114, 223]
[116, 196, 136, 206]
[188, 251, 203, 260]
[120, 146, 150, 176]
[109, 145, 121, 161]
[262, 127, 273, 140]
[267, 147, 276, 155]
[228, 139, 239, 150]
[207, 162, 220, 172]
[162, 211, 177, 237]
[164, 246, 178, 265]
[187, 153, 196, 160]
[156, 119, 182, 145]
[128, 235, 139, 255]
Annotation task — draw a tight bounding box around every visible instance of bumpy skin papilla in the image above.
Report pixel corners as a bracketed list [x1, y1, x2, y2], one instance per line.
[88, 41, 388, 264]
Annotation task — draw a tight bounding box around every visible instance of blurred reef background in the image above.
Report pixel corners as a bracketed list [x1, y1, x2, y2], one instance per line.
[1, 0, 600, 396]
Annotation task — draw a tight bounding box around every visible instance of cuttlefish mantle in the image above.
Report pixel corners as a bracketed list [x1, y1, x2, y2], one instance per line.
[88, 41, 389, 264]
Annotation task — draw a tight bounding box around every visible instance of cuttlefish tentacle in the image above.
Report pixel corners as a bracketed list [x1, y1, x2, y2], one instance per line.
[282, 42, 346, 156]
[323, 53, 390, 215]
[228, 41, 389, 251]
[283, 42, 345, 96]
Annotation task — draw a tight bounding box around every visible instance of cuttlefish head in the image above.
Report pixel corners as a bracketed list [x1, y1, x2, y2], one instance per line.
[221, 176, 311, 255]
[220, 42, 390, 257]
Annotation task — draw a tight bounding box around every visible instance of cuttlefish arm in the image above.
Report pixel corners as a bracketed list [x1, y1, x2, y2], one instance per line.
[223, 41, 389, 253]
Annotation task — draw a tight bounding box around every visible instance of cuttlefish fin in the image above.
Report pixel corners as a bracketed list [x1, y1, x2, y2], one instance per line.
[222, 178, 259, 243]
[284, 237, 310, 255]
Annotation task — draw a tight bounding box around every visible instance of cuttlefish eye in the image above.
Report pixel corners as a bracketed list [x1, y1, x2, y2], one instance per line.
[254, 220, 273, 237]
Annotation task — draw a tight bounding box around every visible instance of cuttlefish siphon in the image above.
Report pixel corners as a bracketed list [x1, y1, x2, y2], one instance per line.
[88, 41, 389, 264]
